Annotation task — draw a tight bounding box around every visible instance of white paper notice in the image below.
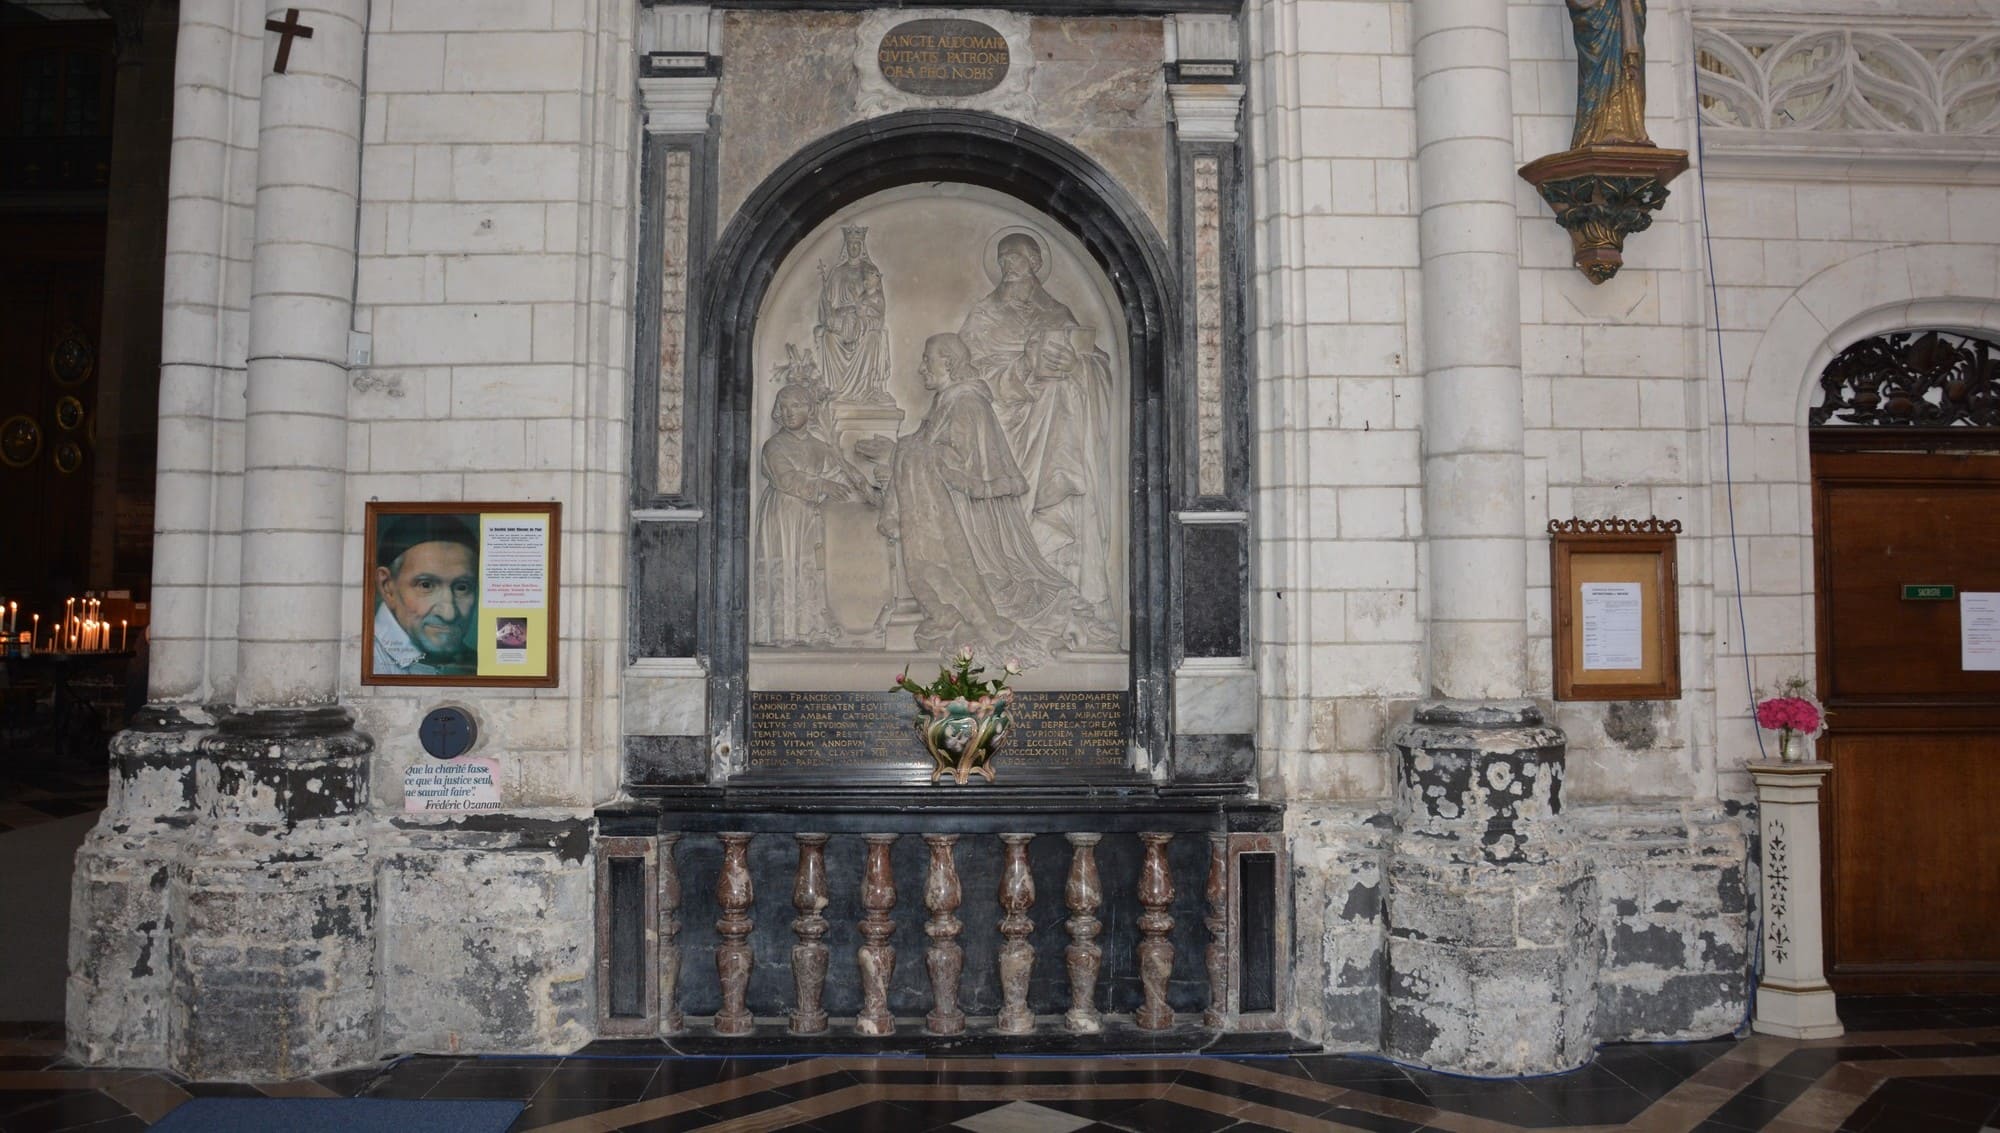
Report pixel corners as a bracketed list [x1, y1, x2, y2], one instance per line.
[481, 518, 548, 609]
[1580, 582, 1644, 670]
[1961, 592, 2000, 672]
[403, 758, 502, 813]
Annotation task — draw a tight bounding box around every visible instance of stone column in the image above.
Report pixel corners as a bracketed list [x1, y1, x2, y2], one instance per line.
[167, 0, 375, 1080]
[1380, 1, 1589, 1077]
[1413, 0, 1528, 700]
[1750, 762, 1843, 1039]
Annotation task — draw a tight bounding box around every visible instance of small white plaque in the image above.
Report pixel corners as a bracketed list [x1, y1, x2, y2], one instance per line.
[1961, 592, 2000, 671]
[403, 757, 502, 813]
[1580, 581, 1644, 670]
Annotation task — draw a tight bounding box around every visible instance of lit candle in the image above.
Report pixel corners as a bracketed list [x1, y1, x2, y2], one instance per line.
[32, 614, 39, 644]
[121, 619, 128, 651]
[5, 601, 13, 635]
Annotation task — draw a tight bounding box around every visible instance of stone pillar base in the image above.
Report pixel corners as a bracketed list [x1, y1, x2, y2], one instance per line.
[69, 706, 381, 1076]
[68, 707, 209, 1068]
[1754, 980, 1844, 1039]
[1384, 701, 1596, 1075]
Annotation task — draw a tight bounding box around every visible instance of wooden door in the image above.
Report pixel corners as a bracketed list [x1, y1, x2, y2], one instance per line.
[1812, 446, 2000, 992]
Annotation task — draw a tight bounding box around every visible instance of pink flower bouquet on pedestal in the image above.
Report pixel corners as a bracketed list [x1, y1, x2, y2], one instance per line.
[1754, 679, 1824, 762]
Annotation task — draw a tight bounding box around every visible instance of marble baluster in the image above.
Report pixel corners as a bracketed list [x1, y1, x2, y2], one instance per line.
[923, 834, 966, 1036]
[855, 834, 899, 1036]
[996, 833, 1037, 1034]
[659, 832, 684, 1034]
[1063, 833, 1103, 1033]
[1136, 832, 1176, 1030]
[1203, 833, 1227, 1029]
[714, 832, 755, 1035]
[790, 833, 831, 1035]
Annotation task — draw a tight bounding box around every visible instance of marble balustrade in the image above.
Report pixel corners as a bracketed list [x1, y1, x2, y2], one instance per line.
[612, 827, 1252, 1038]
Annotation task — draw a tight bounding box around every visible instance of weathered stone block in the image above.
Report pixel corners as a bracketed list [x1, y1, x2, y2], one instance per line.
[376, 816, 595, 1055]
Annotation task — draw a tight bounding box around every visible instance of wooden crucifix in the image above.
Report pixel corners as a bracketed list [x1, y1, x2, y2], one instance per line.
[265, 8, 314, 74]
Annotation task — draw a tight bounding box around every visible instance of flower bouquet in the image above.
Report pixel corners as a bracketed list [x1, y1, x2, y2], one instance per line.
[1754, 678, 1824, 763]
[894, 647, 1020, 785]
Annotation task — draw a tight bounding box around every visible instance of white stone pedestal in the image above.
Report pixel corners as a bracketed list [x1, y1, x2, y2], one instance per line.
[1750, 761, 1844, 1039]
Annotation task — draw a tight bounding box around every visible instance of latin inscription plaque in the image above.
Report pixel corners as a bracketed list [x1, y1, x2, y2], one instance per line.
[748, 690, 1126, 772]
[877, 18, 1010, 97]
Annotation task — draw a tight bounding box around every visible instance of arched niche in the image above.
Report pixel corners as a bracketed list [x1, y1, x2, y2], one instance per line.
[697, 111, 1178, 773]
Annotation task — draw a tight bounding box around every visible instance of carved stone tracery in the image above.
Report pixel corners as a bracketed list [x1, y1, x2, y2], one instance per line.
[1696, 21, 2000, 137]
[1809, 330, 2000, 428]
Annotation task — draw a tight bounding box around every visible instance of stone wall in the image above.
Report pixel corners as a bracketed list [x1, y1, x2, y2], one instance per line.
[1286, 800, 1750, 1051]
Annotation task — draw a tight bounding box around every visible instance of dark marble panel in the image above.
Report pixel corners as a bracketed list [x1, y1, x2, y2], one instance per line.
[1172, 733, 1252, 783]
[1180, 523, 1244, 658]
[625, 736, 708, 787]
[630, 521, 700, 659]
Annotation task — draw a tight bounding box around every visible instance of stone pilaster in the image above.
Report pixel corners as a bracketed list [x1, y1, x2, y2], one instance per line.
[1750, 762, 1842, 1039]
[1384, 703, 1597, 1074]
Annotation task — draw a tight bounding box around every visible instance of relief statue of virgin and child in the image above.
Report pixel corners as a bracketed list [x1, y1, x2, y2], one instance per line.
[751, 229, 1124, 666]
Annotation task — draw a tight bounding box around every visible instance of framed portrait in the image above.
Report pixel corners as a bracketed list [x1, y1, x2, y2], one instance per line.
[363, 501, 561, 687]
[1549, 517, 1681, 702]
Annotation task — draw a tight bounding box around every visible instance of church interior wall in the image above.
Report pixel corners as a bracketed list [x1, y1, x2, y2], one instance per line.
[340, 0, 644, 1055]
[75, 0, 2000, 1078]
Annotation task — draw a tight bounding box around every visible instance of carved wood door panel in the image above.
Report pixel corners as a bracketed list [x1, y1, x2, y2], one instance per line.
[1811, 448, 2000, 993]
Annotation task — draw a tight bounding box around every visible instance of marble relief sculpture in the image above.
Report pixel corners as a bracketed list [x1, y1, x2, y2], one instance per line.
[751, 372, 876, 647]
[960, 233, 1122, 643]
[815, 226, 895, 405]
[748, 193, 1129, 680]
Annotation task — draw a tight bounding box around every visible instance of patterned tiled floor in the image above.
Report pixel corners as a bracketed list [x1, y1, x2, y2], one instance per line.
[3, 999, 1998, 1132]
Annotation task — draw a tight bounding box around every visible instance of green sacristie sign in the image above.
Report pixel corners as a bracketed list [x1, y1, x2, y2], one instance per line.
[1900, 584, 1955, 601]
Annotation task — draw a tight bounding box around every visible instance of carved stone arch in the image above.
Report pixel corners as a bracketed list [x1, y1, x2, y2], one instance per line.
[1742, 245, 2000, 428]
[695, 110, 1181, 770]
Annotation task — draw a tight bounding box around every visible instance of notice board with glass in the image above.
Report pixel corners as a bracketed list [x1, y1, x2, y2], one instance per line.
[1549, 517, 1680, 701]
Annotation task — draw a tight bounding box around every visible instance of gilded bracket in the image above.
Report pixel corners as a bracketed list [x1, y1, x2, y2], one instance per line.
[1520, 145, 1688, 284]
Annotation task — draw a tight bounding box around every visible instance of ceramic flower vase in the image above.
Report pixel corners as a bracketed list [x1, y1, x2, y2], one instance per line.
[914, 691, 1010, 785]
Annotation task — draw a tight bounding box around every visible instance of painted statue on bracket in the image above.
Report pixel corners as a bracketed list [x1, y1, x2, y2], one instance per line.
[815, 226, 895, 405]
[957, 230, 1122, 648]
[877, 333, 1089, 667]
[751, 360, 877, 648]
[1565, 0, 1652, 148]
